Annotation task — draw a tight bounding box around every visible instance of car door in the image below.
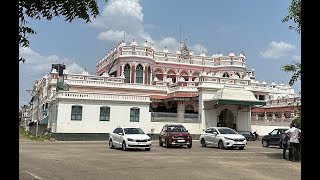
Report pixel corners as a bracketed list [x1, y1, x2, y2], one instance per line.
[113, 128, 121, 147]
[211, 128, 219, 147]
[160, 126, 167, 143]
[204, 128, 214, 145]
[116, 128, 124, 146]
[269, 129, 280, 145]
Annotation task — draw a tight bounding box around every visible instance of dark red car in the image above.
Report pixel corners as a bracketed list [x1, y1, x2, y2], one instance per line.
[159, 124, 192, 148]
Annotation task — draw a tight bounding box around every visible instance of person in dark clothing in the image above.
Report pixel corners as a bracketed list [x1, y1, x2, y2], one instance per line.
[253, 131, 259, 141]
[281, 132, 290, 159]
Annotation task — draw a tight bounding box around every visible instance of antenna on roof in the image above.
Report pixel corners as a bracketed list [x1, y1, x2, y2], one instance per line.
[123, 31, 126, 43]
[179, 24, 182, 50]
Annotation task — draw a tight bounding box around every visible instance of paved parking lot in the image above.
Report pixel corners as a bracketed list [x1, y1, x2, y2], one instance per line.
[19, 140, 301, 180]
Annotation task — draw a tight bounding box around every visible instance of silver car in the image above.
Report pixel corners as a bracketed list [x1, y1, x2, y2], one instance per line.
[199, 127, 247, 150]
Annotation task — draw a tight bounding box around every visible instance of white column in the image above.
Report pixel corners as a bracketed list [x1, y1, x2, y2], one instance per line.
[177, 101, 185, 121]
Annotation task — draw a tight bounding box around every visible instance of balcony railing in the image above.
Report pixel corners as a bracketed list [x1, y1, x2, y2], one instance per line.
[151, 112, 200, 123]
[251, 117, 294, 126]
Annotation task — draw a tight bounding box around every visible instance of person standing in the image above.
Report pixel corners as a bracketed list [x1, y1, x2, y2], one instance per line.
[285, 122, 301, 162]
[281, 132, 290, 159]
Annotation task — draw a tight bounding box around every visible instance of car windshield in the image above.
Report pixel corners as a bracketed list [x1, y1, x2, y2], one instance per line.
[218, 128, 238, 134]
[124, 128, 145, 134]
[167, 126, 187, 132]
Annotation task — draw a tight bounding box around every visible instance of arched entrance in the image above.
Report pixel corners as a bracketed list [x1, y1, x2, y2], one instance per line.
[217, 108, 236, 130]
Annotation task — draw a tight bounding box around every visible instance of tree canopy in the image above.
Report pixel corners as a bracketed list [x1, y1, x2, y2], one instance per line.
[281, 0, 301, 128]
[19, 0, 106, 62]
[281, 61, 301, 86]
[282, 0, 301, 34]
[281, 0, 301, 87]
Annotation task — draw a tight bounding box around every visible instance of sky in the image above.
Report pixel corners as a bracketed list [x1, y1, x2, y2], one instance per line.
[19, 0, 301, 108]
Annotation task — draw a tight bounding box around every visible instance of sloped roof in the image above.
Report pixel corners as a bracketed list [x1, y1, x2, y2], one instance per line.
[205, 88, 266, 106]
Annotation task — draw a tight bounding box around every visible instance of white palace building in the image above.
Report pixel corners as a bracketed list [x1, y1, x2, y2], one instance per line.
[22, 41, 299, 140]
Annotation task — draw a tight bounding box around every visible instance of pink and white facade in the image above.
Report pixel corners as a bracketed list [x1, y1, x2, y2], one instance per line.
[25, 41, 298, 139]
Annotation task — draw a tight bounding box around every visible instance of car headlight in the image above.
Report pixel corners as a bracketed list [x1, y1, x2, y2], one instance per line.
[127, 138, 134, 142]
[148, 138, 152, 141]
[224, 137, 233, 140]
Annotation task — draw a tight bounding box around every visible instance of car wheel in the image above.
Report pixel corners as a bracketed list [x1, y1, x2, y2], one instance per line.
[201, 139, 207, 147]
[109, 140, 114, 149]
[239, 147, 244, 150]
[262, 140, 269, 147]
[218, 140, 224, 149]
[122, 141, 127, 151]
[187, 144, 192, 148]
[159, 137, 163, 147]
[145, 148, 151, 151]
[165, 139, 170, 148]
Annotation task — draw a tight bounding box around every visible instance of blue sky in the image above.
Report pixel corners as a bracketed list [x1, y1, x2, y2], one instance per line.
[19, 0, 301, 107]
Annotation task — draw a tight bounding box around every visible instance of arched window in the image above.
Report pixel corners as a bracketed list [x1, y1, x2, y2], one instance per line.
[185, 104, 195, 114]
[192, 72, 199, 81]
[167, 70, 176, 83]
[156, 103, 167, 112]
[147, 66, 151, 84]
[100, 106, 110, 121]
[130, 107, 140, 122]
[71, 105, 82, 120]
[223, 72, 229, 77]
[180, 71, 189, 81]
[124, 64, 131, 83]
[136, 64, 143, 84]
[155, 69, 164, 81]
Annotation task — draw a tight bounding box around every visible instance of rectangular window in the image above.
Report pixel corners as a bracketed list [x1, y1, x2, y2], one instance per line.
[130, 108, 140, 122]
[71, 106, 82, 120]
[100, 107, 110, 121]
[258, 95, 265, 100]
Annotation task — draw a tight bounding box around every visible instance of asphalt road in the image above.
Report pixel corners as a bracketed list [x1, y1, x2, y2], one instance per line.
[19, 140, 301, 180]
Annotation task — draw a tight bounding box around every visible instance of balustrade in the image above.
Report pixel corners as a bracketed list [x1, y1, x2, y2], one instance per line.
[151, 112, 200, 123]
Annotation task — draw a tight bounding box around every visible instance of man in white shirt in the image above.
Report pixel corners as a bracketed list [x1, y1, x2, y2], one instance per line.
[285, 122, 301, 162]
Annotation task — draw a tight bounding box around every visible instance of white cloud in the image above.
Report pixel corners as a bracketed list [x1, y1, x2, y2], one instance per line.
[90, 0, 153, 43]
[98, 30, 127, 42]
[155, 37, 178, 52]
[192, 44, 208, 54]
[90, 0, 209, 55]
[19, 47, 84, 74]
[260, 41, 295, 59]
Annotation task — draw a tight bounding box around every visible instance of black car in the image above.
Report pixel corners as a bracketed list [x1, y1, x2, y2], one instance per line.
[238, 131, 256, 141]
[261, 128, 289, 148]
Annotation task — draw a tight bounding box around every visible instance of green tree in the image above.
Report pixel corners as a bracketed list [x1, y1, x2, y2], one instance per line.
[281, 0, 301, 88]
[282, 0, 301, 34]
[281, 0, 301, 127]
[281, 62, 301, 86]
[19, 110, 22, 123]
[19, 0, 107, 62]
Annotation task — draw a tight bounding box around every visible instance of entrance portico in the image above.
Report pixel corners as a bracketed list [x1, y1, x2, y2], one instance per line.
[200, 87, 266, 131]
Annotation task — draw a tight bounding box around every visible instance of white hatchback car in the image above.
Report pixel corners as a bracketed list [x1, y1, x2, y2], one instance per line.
[108, 127, 152, 151]
[199, 127, 247, 150]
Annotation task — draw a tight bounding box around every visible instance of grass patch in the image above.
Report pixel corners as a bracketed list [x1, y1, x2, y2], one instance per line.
[19, 127, 52, 141]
